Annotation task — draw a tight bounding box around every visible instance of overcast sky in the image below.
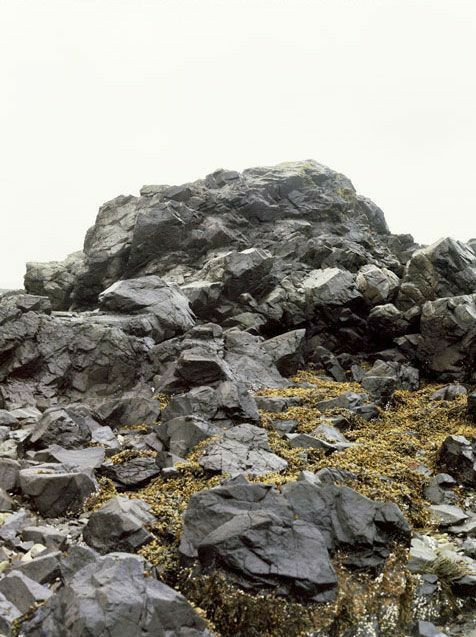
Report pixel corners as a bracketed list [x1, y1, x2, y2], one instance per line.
[1, 0, 475, 289]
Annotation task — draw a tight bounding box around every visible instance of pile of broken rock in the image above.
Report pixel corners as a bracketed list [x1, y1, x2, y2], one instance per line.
[0, 160, 475, 636]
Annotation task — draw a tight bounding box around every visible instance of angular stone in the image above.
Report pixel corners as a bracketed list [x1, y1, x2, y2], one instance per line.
[19, 464, 97, 517]
[83, 496, 155, 553]
[22, 552, 212, 636]
[0, 571, 52, 614]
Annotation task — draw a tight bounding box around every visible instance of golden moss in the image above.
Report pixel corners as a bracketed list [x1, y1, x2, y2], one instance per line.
[109, 449, 157, 465]
[257, 375, 475, 528]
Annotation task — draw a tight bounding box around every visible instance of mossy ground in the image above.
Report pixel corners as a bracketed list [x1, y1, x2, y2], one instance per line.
[84, 371, 476, 636]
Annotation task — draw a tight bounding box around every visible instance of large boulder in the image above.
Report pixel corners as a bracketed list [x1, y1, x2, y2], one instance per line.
[180, 475, 410, 600]
[417, 294, 476, 380]
[98, 276, 195, 342]
[356, 264, 400, 305]
[19, 463, 97, 517]
[397, 237, 476, 309]
[437, 435, 476, 487]
[25, 251, 84, 310]
[21, 553, 212, 636]
[83, 496, 156, 553]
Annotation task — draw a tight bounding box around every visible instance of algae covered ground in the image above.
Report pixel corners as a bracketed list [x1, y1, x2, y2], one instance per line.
[83, 371, 476, 637]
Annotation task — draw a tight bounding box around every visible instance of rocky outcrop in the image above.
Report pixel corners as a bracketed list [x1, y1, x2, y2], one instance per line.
[1, 159, 475, 636]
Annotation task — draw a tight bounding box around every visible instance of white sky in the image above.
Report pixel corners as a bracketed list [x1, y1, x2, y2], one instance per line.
[1, 0, 475, 289]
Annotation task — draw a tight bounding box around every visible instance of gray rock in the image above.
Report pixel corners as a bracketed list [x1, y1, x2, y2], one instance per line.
[303, 267, 361, 309]
[0, 571, 52, 614]
[25, 251, 84, 310]
[398, 237, 476, 309]
[199, 424, 287, 476]
[19, 463, 97, 517]
[429, 504, 469, 527]
[417, 294, 476, 381]
[0, 591, 21, 636]
[45, 444, 105, 470]
[104, 456, 161, 488]
[438, 435, 476, 486]
[0, 459, 20, 491]
[96, 395, 161, 427]
[430, 383, 467, 401]
[424, 473, 457, 505]
[360, 359, 419, 404]
[163, 415, 217, 457]
[261, 329, 306, 376]
[0, 411, 19, 427]
[14, 550, 62, 584]
[408, 536, 437, 573]
[28, 406, 92, 450]
[22, 552, 212, 636]
[21, 526, 67, 549]
[83, 496, 155, 553]
[0, 488, 14, 511]
[98, 275, 195, 341]
[356, 263, 400, 305]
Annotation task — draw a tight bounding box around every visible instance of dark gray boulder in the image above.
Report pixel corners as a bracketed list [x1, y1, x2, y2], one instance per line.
[98, 275, 195, 342]
[261, 329, 306, 376]
[19, 463, 97, 517]
[160, 415, 218, 457]
[96, 394, 161, 427]
[104, 456, 161, 488]
[180, 475, 410, 599]
[28, 406, 92, 450]
[83, 496, 155, 553]
[437, 435, 476, 487]
[356, 264, 399, 305]
[25, 251, 84, 310]
[417, 294, 476, 380]
[21, 552, 212, 636]
[0, 571, 52, 614]
[430, 383, 467, 401]
[397, 237, 476, 309]
[360, 359, 419, 404]
[281, 477, 411, 568]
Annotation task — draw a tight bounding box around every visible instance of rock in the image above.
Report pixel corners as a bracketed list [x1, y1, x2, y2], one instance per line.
[360, 360, 419, 404]
[22, 526, 67, 550]
[28, 406, 92, 450]
[261, 329, 306, 376]
[367, 303, 411, 339]
[104, 456, 161, 488]
[180, 476, 336, 601]
[83, 496, 155, 553]
[0, 489, 14, 511]
[316, 391, 379, 420]
[175, 350, 231, 385]
[0, 591, 21, 636]
[398, 237, 476, 309]
[0, 411, 19, 427]
[19, 464, 97, 517]
[303, 268, 361, 309]
[21, 552, 212, 636]
[14, 550, 62, 584]
[25, 251, 84, 310]
[180, 475, 410, 591]
[430, 383, 467, 401]
[162, 416, 217, 457]
[98, 275, 195, 341]
[0, 571, 52, 614]
[417, 294, 476, 381]
[0, 459, 20, 491]
[282, 478, 411, 568]
[408, 536, 438, 573]
[198, 424, 288, 476]
[286, 425, 352, 453]
[413, 621, 448, 637]
[429, 504, 469, 527]
[45, 445, 105, 471]
[437, 435, 476, 487]
[424, 474, 457, 505]
[96, 395, 161, 427]
[356, 264, 400, 305]
[162, 381, 259, 425]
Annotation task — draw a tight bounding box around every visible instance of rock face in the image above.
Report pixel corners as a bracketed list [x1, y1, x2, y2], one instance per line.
[1, 160, 475, 635]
